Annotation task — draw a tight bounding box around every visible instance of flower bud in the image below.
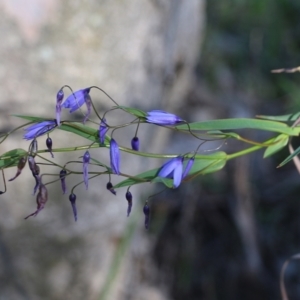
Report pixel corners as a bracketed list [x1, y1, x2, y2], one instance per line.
[46, 137, 54, 158]
[69, 193, 77, 222]
[125, 191, 133, 217]
[143, 203, 150, 229]
[29, 139, 38, 157]
[56, 89, 64, 103]
[131, 137, 139, 151]
[8, 156, 27, 181]
[59, 169, 67, 194]
[106, 182, 116, 195]
[83, 151, 90, 190]
[24, 183, 48, 219]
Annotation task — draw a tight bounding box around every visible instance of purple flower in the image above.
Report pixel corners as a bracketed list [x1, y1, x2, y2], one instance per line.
[158, 156, 184, 188]
[61, 88, 91, 113]
[24, 120, 57, 140]
[28, 156, 41, 195]
[110, 139, 120, 175]
[182, 157, 195, 179]
[146, 110, 183, 125]
[83, 151, 90, 190]
[56, 89, 64, 126]
[59, 169, 67, 194]
[99, 118, 108, 144]
[69, 193, 77, 222]
[125, 191, 133, 217]
[131, 136, 139, 151]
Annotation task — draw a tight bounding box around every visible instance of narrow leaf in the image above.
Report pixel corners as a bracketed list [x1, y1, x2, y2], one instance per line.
[278, 145, 300, 167]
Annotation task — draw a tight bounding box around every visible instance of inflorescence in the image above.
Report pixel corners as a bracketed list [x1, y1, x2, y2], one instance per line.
[4, 84, 285, 229]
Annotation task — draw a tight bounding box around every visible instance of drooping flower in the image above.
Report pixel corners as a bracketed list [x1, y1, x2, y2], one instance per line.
[146, 110, 183, 125]
[46, 137, 54, 158]
[69, 193, 77, 222]
[61, 88, 91, 113]
[24, 182, 48, 219]
[182, 157, 195, 179]
[99, 118, 108, 145]
[131, 136, 139, 151]
[28, 156, 41, 195]
[59, 169, 67, 194]
[106, 182, 116, 195]
[29, 139, 38, 157]
[56, 89, 64, 126]
[125, 191, 133, 217]
[83, 151, 90, 190]
[143, 203, 150, 229]
[24, 120, 57, 140]
[8, 156, 27, 182]
[158, 156, 184, 188]
[110, 139, 120, 175]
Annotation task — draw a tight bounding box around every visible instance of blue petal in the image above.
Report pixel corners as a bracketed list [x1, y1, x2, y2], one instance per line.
[182, 157, 195, 179]
[172, 159, 183, 188]
[158, 157, 179, 178]
[110, 139, 120, 175]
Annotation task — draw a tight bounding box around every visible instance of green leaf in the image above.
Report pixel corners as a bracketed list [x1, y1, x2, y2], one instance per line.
[58, 122, 102, 143]
[117, 106, 147, 118]
[114, 168, 159, 189]
[13, 114, 48, 122]
[176, 118, 297, 135]
[278, 145, 300, 167]
[263, 134, 289, 158]
[0, 148, 27, 169]
[256, 112, 300, 122]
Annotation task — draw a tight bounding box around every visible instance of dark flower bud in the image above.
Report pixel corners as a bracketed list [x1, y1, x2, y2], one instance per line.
[8, 156, 27, 181]
[125, 191, 133, 217]
[69, 193, 77, 222]
[106, 182, 116, 195]
[46, 137, 54, 158]
[143, 203, 150, 229]
[59, 169, 67, 194]
[25, 183, 48, 219]
[131, 137, 139, 151]
[28, 156, 40, 195]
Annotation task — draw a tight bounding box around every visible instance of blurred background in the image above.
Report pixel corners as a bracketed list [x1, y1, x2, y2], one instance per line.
[1, 0, 300, 299]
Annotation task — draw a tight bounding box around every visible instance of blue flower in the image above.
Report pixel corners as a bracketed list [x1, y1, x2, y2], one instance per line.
[83, 151, 90, 189]
[56, 89, 64, 126]
[182, 157, 195, 179]
[158, 156, 184, 188]
[61, 88, 91, 113]
[99, 118, 108, 144]
[110, 138, 120, 175]
[24, 120, 57, 140]
[146, 110, 183, 125]
[125, 191, 133, 217]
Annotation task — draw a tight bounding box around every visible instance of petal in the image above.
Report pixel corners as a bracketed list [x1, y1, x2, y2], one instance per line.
[110, 139, 120, 175]
[182, 157, 195, 179]
[172, 159, 183, 188]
